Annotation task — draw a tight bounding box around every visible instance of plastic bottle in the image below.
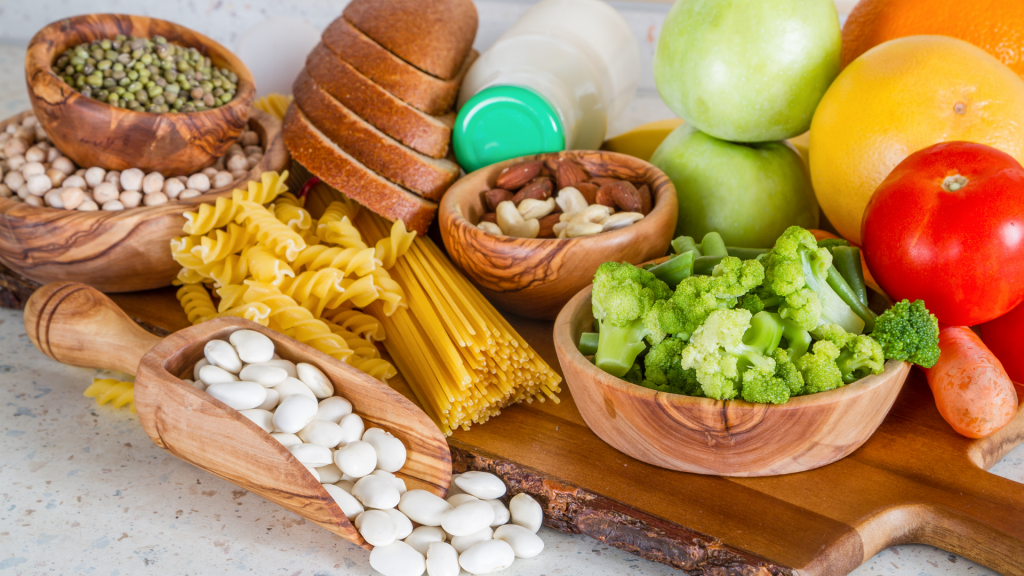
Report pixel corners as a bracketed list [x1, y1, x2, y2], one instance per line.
[453, 0, 640, 172]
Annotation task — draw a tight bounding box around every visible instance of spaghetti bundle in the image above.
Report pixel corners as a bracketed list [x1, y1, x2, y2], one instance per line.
[351, 204, 562, 435]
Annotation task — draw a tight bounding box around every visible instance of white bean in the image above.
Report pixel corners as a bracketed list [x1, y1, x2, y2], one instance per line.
[356, 509, 397, 547]
[204, 339, 242, 373]
[297, 419, 345, 448]
[297, 362, 333, 398]
[273, 394, 318, 433]
[369, 541, 425, 576]
[84, 167, 106, 188]
[270, 432, 302, 447]
[288, 443, 333, 467]
[187, 173, 211, 192]
[262, 358, 298, 378]
[229, 329, 276, 363]
[353, 474, 401, 509]
[239, 409, 274, 433]
[334, 440, 376, 478]
[239, 363, 288, 387]
[441, 500, 495, 537]
[335, 479, 355, 493]
[306, 466, 320, 482]
[509, 493, 543, 533]
[142, 172, 165, 194]
[193, 358, 210, 381]
[363, 429, 407, 473]
[199, 364, 239, 386]
[454, 471, 506, 500]
[493, 524, 544, 559]
[316, 462, 343, 484]
[205, 382, 267, 410]
[447, 494, 478, 507]
[404, 526, 445, 555]
[257, 387, 280, 411]
[384, 509, 414, 540]
[120, 168, 144, 192]
[323, 483, 363, 519]
[425, 542, 460, 576]
[372, 470, 408, 495]
[316, 396, 353, 423]
[458, 539, 514, 574]
[274, 377, 316, 401]
[338, 413, 365, 445]
[398, 490, 452, 527]
[486, 500, 510, 527]
[450, 526, 493, 555]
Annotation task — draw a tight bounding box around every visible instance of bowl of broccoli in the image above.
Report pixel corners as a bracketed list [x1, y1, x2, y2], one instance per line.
[553, 226, 940, 476]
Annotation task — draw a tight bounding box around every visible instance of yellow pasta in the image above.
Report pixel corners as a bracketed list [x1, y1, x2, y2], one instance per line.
[217, 302, 272, 325]
[277, 269, 348, 316]
[84, 378, 135, 412]
[182, 171, 289, 235]
[373, 219, 416, 269]
[239, 282, 354, 361]
[370, 268, 407, 316]
[177, 284, 218, 324]
[192, 223, 257, 264]
[246, 245, 295, 285]
[274, 192, 304, 208]
[272, 201, 314, 232]
[254, 93, 292, 120]
[293, 245, 378, 277]
[323, 308, 386, 342]
[317, 201, 367, 249]
[348, 356, 397, 382]
[234, 200, 307, 261]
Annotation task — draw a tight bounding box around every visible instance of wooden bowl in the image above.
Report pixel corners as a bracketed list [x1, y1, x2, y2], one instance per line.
[553, 285, 912, 477]
[0, 108, 287, 292]
[26, 14, 256, 176]
[439, 151, 678, 321]
[25, 282, 451, 548]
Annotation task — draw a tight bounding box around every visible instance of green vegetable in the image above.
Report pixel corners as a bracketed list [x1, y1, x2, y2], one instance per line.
[647, 251, 694, 287]
[872, 299, 941, 368]
[643, 338, 701, 395]
[670, 257, 764, 338]
[795, 340, 844, 394]
[622, 363, 645, 386]
[591, 262, 672, 377]
[679, 309, 781, 401]
[672, 235, 701, 256]
[577, 332, 599, 356]
[813, 324, 885, 383]
[831, 246, 868, 308]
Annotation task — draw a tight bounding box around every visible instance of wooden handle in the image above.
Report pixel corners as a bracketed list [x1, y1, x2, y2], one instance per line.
[24, 282, 162, 375]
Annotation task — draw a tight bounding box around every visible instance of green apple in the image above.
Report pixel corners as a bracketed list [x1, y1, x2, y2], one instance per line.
[654, 0, 841, 142]
[650, 123, 818, 248]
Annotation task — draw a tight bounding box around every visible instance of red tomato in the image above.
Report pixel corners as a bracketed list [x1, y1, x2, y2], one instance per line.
[861, 141, 1024, 326]
[979, 300, 1024, 387]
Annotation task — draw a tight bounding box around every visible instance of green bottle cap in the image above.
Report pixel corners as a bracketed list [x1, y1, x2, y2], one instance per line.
[453, 85, 565, 173]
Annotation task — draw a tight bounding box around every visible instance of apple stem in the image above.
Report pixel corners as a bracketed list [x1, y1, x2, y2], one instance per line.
[943, 175, 968, 192]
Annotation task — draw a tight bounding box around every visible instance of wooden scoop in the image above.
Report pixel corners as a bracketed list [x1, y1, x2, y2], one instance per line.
[24, 282, 451, 548]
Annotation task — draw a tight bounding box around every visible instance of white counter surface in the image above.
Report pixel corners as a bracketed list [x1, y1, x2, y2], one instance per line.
[0, 3, 1022, 573]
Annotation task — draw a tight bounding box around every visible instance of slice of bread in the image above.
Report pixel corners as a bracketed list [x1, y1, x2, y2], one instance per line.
[306, 43, 454, 160]
[322, 17, 476, 116]
[342, 0, 477, 80]
[282, 104, 437, 235]
[293, 69, 458, 201]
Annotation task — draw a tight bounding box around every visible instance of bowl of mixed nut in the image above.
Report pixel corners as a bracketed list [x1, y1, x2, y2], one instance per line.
[439, 150, 677, 320]
[25, 14, 256, 176]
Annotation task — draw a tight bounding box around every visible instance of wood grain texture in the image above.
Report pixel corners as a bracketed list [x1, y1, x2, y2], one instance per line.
[22, 282, 451, 550]
[554, 285, 911, 476]
[25, 14, 256, 175]
[438, 151, 678, 320]
[12, 284, 1024, 576]
[0, 109, 287, 292]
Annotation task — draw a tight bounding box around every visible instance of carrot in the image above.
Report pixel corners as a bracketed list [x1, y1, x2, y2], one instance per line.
[808, 229, 883, 296]
[923, 325, 1018, 438]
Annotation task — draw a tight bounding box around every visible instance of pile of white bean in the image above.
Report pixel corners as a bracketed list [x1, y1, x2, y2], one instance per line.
[187, 329, 548, 576]
[0, 112, 262, 211]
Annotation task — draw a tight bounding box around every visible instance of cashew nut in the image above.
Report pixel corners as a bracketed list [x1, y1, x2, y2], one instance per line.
[602, 212, 644, 231]
[553, 222, 568, 238]
[566, 221, 604, 238]
[555, 187, 589, 217]
[571, 204, 612, 225]
[496, 200, 540, 238]
[517, 197, 556, 220]
[477, 221, 502, 235]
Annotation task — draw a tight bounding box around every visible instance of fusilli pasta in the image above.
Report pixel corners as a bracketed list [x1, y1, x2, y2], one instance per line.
[84, 378, 135, 412]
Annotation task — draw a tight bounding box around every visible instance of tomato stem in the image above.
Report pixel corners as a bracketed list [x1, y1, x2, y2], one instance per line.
[942, 175, 968, 192]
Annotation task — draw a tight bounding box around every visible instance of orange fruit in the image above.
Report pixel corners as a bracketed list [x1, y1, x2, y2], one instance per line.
[809, 35, 1024, 244]
[841, 0, 1024, 78]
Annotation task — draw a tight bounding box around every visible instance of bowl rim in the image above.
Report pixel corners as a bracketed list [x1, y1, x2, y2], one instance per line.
[438, 149, 678, 247]
[554, 282, 909, 411]
[25, 13, 255, 121]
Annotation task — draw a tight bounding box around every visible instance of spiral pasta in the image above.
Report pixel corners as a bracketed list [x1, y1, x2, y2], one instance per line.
[177, 284, 218, 325]
[373, 219, 416, 269]
[240, 282, 355, 361]
[317, 201, 367, 250]
[255, 93, 292, 120]
[183, 171, 289, 235]
[84, 378, 135, 412]
[276, 269, 348, 316]
[235, 200, 307, 261]
[370, 268, 407, 316]
[274, 192, 303, 208]
[348, 356, 397, 381]
[272, 202, 313, 232]
[218, 302, 272, 325]
[193, 223, 257, 264]
[293, 245, 378, 278]
[322, 308, 386, 342]
[246, 245, 295, 285]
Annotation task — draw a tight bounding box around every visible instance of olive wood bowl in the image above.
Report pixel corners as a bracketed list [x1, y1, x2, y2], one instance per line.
[0, 108, 287, 292]
[24, 282, 451, 548]
[439, 151, 678, 321]
[26, 13, 256, 175]
[553, 285, 912, 477]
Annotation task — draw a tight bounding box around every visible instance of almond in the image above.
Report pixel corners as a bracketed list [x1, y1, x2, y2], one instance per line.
[636, 184, 652, 215]
[555, 159, 589, 190]
[595, 183, 617, 208]
[512, 177, 553, 204]
[495, 161, 543, 190]
[575, 182, 599, 205]
[480, 212, 497, 224]
[537, 213, 561, 238]
[483, 188, 513, 212]
[543, 157, 562, 174]
[589, 177, 622, 188]
[610, 180, 643, 213]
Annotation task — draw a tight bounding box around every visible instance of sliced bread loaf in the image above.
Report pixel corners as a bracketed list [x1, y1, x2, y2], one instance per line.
[282, 104, 437, 235]
[321, 17, 476, 116]
[342, 0, 478, 80]
[293, 69, 458, 201]
[306, 43, 454, 160]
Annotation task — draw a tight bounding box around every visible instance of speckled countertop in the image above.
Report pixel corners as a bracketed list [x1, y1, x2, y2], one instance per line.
[1, 3, 1023, 574]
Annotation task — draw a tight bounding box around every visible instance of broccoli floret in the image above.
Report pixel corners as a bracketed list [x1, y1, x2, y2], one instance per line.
[711, 256, 765, 299]
[872, 299, 941, 368]
[740, 364, 791, 404]
[592, 262, 672, 377]
[643, 338, 701, 395]
[679, 309, 782, 401]
[739, 294, 766, 314]
[644, 299, 687, 345]
[772, 348, 804, 395]
[622, 363, 645, 386]
[669, 257, 764, 339]
[795, 340, 844, 394]
[759, 226, 866, 334]
[814, 324, 885, 383]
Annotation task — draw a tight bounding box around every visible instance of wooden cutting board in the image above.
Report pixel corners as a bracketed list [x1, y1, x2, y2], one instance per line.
[2, 272, 1022, 576]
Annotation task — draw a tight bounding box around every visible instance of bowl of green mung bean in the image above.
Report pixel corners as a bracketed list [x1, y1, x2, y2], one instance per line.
[25, 14, 256, 176]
